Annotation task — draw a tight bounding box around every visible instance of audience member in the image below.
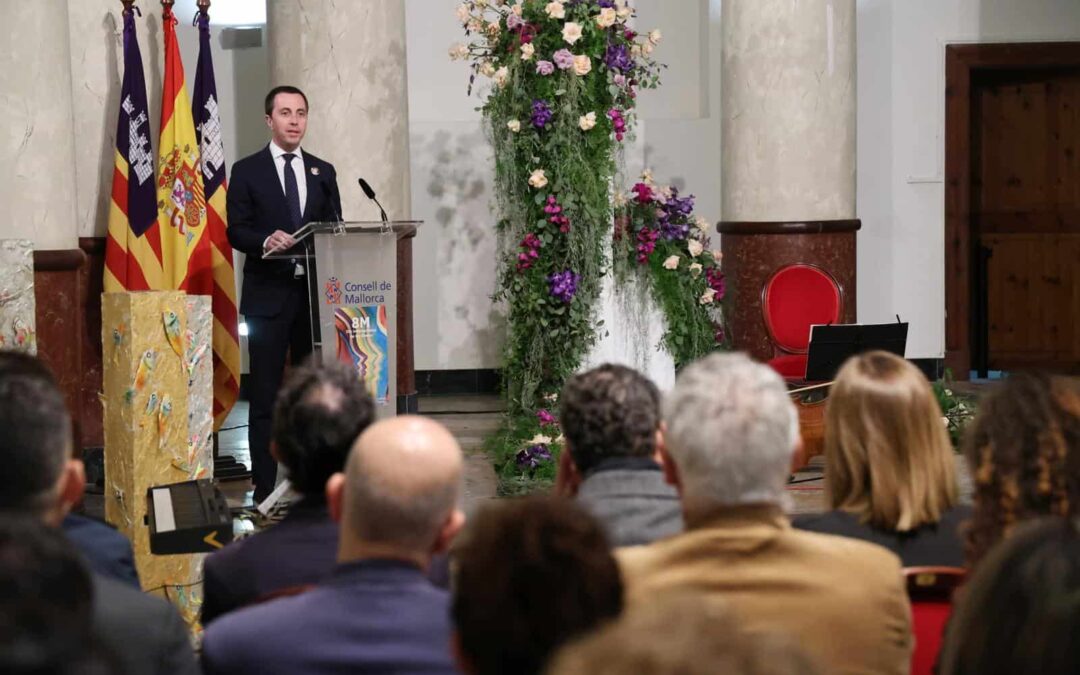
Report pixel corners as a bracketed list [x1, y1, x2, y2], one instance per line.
[0, 351, 198, 675]
[452, 496, 623, 675]
[0, 516, 119, 675]
[201, 360, 375, 624]
[938, 516, 1080, 675]
[61, 512, 139, 589]
[547, 593, 820, 675]
[555, 364, 682, 545]
[617, 352, 912, 675]
[795, 351, 970, 566]
[202, 415, 465, 675]
[963, 372, 1080, 566]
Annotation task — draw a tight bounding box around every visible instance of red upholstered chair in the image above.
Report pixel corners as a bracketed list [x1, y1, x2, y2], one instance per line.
[761, 263, 843, 382]
[903, 566, 966, 675]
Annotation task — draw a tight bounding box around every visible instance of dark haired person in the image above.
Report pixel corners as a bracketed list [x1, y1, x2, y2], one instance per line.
[452, 496, 623, 675]
[201, 360, 375, 625]
[556, 364, 681, 545]
[939, 517, 1080, 675]
[227, 84, 344, 502]
[962, 372, 1080, 567]
[0, 352, 197, 675]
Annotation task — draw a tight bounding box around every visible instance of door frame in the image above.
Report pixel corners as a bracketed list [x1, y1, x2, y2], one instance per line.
[944, 41, 1080, 377]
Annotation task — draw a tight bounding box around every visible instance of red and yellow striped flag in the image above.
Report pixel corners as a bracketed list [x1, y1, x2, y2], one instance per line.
[192, 9, 240, 429]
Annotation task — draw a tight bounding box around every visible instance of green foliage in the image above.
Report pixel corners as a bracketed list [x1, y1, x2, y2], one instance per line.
[931, 369, 978, 449]
[483, 411, 562, 496]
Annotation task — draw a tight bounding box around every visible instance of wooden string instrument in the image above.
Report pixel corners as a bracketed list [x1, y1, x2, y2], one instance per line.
[789, 381, 833, 472]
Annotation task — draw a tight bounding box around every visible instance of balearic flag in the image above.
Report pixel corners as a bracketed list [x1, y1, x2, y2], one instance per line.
[192, 10, 240, 429]
[104, 6, 161, 292]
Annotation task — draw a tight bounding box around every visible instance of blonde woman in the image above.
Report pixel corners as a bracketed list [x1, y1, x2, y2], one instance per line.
[794, 351, 970, 567]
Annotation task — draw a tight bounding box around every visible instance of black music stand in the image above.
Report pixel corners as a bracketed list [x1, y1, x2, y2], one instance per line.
[804, 322, 909, 381]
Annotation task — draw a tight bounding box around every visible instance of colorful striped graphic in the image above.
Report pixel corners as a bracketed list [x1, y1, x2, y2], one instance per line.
[335, 305, 390, 404]
[192, 10, 240, 429]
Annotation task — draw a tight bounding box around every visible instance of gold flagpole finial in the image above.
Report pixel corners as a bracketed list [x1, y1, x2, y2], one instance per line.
[197, 0, 211, 12]
[161, 0, 175, 9]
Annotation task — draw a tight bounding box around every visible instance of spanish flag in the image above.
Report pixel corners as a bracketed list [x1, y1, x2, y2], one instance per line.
[192, 10, 240, 429]
[104, 6, 161, 291]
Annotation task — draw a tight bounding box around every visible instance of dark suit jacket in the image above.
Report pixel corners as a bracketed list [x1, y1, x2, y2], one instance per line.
[576, 458, 683, 547]
[201, 498, 338, 625]
[226, 145, 342, 317]
[201, 559, 458, 675]
[794, 504, 973, 568]
[91, 574, 199, 675]
[63, 513, 140, 589]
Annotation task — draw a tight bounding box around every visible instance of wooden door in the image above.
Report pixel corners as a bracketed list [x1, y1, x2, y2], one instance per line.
[972, 68, 1080, 371]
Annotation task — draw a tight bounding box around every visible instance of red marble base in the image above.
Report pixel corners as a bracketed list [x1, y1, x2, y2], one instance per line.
[718, 220, 860, 362]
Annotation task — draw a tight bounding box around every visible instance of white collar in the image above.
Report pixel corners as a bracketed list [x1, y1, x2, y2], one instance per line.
[269, 140, 304, 160]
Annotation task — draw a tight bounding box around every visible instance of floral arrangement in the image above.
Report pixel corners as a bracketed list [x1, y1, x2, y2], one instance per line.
[614, 171, 727, 365]
[932, 371, 978, 449]
[452, 0, 662, 414]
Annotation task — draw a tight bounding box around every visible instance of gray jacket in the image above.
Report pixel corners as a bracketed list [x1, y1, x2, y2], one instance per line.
[577, 460, 683, 547]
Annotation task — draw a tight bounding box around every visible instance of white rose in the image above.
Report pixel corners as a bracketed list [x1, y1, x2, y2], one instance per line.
[474, 0, 488, 7]
[687, 239, 704, 258]
[596, 7, 617, 28]
[456, 3, 471, 23]
[562, 21, 583, 44]
[512, 2, 523, 16]
[694, 215, 711, 233]
[520, 43, 535, 60]
[468, 18, 483, 32]
[617, 7, 632, 20]
[527, 434, 553, 445]
[649, 29, 662, 45]
[545, 1, 565, 19]
[487, 21, 501, 37]
[613, 191, 627, 207]
[479, 61, 496, 77]
[700, 288, 716, 305]
[572, 54, 592, 76]
[689, 262, 703, 277]
[528, 169, 548, 188]
[578, 111, 597, 130]
[710, 249, 723, 262]
[662, 255, 680, 270]
[507, 119, 521, 132]
[448, 43, 469, 61]
[493, 66, 510, 86]
[641, 169, 654, 185]
[643, 41, 654, 55]
[630, 44, 642, 57]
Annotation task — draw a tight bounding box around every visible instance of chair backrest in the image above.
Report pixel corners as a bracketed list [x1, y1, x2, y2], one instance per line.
[761, 264, 843, 354]
[903, 566, 966, 675]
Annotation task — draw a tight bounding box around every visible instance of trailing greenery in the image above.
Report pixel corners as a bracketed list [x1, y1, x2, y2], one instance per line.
[932, 370, 979, 449]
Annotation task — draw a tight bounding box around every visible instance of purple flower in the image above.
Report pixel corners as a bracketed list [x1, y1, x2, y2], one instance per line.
[636, 227, 659, 264]
[664, 189, 695, 217]
[531, 99, 554, 129]
[548, 269, 580, 303]
[706, 267, 727, 300]
[506, 13, 524, 30]
[597, 0, 616, 7]
[604, 43, 633, 72]
[536, 60, 555, 76]
[537, 409, 558, 426]
[515, 444, 552, 470]
[553, 49, 575, 70]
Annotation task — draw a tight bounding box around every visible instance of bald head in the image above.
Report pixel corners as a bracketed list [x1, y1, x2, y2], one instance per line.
[341, 416, 464, 554]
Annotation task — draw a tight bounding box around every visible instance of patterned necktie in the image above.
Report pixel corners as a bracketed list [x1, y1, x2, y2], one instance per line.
[283, 153, 302, 230]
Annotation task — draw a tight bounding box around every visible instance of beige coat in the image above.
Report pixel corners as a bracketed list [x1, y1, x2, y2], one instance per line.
[617, 505, 912, 675]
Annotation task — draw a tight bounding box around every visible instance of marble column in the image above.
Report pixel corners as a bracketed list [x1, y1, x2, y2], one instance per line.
[267, 0, 417, 410]
[719, 0, 859, 362]
[0, 0, 79, 250]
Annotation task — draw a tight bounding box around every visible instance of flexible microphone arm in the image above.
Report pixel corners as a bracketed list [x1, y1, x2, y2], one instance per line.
[358, 178, 390, 225]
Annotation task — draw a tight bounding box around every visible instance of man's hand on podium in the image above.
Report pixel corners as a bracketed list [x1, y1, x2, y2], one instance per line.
[263, 230, 298, 256]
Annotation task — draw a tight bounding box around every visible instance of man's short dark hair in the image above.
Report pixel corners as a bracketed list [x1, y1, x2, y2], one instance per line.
[264, 85, 309, 116]
[271, 360, 375, 495]
[0, 353, 72, 516]
[452, 496, 623, 675]
[559, 364, 661, 474]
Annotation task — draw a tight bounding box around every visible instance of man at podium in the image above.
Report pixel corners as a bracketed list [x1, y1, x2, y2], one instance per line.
[226, 85, 343, 502]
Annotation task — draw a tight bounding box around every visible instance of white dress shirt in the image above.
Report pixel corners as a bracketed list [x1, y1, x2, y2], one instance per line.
[269, 140, 307, 216]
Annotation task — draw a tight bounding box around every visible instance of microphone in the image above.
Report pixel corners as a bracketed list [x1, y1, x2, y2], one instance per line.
[320, 180, 343, 223]
[358, 178, 390, 225]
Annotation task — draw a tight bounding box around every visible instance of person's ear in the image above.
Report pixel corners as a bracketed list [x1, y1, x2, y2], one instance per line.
[265, 113, 273, 130]
[325, 473, 346, 523]
[433, 509, 466, 555]
[652, 422, 667, 464]
[659, 447, 682, 492]
[56, 459, 85, 518]
[554, 446, 582, 497]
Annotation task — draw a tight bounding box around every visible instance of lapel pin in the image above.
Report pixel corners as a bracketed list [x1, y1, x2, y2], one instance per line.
[310, 166, 320, 176]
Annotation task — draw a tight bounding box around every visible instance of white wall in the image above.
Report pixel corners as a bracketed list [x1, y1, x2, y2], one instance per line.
[856, 0, 1080, 359]
[406, 0, 722, 370]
